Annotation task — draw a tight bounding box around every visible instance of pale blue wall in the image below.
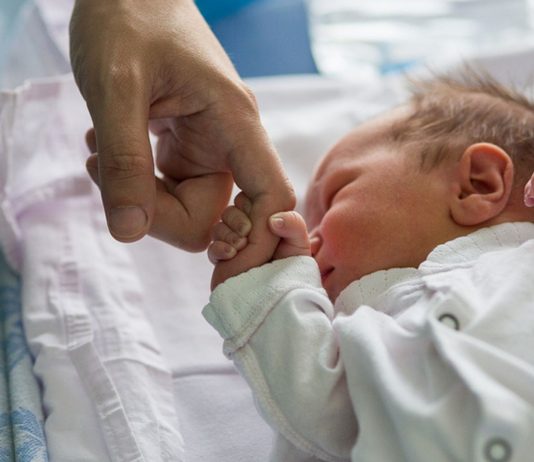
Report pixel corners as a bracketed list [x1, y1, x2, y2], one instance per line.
[195, 0, 259, 21]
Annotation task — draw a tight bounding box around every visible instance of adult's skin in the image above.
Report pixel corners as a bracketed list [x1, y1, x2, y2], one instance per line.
[70, 0, 295, 284]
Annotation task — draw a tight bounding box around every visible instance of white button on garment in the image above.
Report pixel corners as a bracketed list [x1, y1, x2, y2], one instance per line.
[484, 437, 512, 462]
[438, 313, 460, 330]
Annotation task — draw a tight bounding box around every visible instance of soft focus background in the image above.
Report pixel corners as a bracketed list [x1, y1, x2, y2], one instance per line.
[3, 0, 534, 86]
[0, 0, 317, 85]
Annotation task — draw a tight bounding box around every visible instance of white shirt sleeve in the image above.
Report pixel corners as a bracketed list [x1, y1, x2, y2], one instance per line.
[203, 256, 357, 462]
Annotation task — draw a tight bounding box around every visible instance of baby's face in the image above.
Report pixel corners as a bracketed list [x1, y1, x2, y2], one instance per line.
[304, 109, 453, 301]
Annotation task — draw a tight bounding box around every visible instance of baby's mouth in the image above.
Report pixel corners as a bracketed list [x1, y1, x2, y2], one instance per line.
[320, 267, 334, 283]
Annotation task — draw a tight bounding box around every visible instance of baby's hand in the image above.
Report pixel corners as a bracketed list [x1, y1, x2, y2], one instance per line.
[268, 211, 312, 260]
[208, 192, 253, 263]
[209, 193, 311, 283]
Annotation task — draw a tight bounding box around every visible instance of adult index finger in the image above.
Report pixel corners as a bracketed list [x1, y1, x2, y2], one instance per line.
[228, 121, 296, 214]
[88, 84, 156, 242]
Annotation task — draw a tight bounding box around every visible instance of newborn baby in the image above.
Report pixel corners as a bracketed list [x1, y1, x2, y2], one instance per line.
[203, 69, 534, 462]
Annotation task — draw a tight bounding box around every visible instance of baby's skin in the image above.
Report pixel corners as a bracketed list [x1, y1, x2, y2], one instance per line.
[208, 192, 311, 271]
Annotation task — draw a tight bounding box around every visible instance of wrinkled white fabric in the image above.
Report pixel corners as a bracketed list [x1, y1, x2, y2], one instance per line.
[204, 223, 534, 462]
[0, 76, 185, 461]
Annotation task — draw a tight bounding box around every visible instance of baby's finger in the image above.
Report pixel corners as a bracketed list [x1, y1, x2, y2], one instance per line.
[208, 241, 237, 264]
[85, 128, 97, 153]
[269, 211, 311, 259]
[234, 192, 252, 214]
[211, 221, 248, 250]
[86, 154, 99, 185]
[222, 205, 252, 237]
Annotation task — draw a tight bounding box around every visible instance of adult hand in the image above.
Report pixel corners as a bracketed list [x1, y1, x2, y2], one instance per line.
[70, 0, 295, 276]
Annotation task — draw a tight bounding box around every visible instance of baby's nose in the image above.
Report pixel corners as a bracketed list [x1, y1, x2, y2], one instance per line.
[310, 234, 322, 257]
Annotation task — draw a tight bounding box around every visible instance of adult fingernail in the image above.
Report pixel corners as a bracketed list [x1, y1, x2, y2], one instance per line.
[109, 206, 148, 238]
[524, 178, 534, 207]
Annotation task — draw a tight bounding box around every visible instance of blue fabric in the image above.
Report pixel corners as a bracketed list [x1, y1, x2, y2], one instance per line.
[0, 251, 48, 462]
[0, 0, 29, 67]
[196, 0, 259, 22]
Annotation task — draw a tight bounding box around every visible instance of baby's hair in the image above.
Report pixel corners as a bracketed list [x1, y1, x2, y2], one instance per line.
[391, 66, 534, 185]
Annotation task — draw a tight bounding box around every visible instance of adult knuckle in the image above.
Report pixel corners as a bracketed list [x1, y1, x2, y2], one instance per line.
[239, 83, 259, 112]
[108, 62, 145, 96]
[107, 60, 142, 86]
[98, 151, 152, 181]
[85, 59, 145, 107]
[220, 79, 259, 116]
[236, 83, 259, 115]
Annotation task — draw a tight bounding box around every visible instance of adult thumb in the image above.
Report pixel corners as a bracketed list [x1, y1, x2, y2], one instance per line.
[90, 94, 156, 242]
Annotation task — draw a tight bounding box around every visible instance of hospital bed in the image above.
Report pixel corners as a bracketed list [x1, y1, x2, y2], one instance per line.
[1, 1, 534, 461]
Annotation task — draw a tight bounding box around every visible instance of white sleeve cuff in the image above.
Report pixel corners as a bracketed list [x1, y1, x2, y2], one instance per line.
[202, 256, 325, 354]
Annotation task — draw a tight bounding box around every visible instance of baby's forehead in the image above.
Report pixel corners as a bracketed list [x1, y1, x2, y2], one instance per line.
[314, 105, 413, 175]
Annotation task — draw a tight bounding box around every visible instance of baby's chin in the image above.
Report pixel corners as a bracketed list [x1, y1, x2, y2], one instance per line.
[322, 277, 344, 304]
[322, 267, 366, 303]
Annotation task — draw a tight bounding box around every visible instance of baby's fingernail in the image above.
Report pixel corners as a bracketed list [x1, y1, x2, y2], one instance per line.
[270, 215, 284, 229]
[524, 178, 534, 207]
[238, 222, 250, 236]
[224, 245, 236, 257]
[230, 235, 244, 246]
[310, 235, 321, 256]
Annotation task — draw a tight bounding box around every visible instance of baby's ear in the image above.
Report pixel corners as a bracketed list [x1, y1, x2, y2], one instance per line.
[450, 142, 513, 226]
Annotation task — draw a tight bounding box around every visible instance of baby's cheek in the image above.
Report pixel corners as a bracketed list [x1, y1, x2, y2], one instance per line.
[320, 212, 351, 256]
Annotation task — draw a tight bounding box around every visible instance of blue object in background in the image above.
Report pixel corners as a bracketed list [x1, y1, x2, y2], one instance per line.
[196, 0, 259, 22]
[0, 0, 29, 69]
[0, 0, 316, 80]
[0, 0, 27, 27]
[208, 0, 317, 77]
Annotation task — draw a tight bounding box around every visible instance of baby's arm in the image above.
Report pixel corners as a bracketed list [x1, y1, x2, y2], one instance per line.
[205, 209, 357, 459]
[208, 192, 311, 274]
